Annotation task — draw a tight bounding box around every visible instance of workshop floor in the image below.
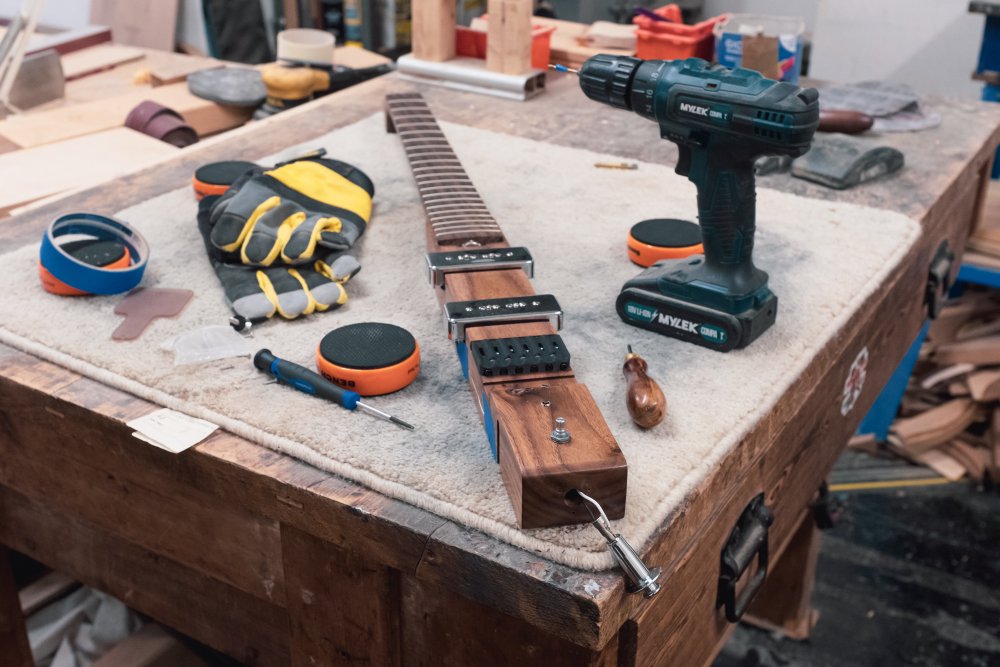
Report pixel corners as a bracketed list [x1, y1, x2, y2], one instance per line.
[715, 474, 1000, 667]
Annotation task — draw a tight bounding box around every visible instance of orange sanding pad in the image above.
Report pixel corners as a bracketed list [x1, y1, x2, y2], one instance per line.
[627, 218, 704, 267]
[192, 161, 256, 200]
[317, 322, 420, 396]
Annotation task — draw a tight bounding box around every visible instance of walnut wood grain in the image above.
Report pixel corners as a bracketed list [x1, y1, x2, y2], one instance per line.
[0, 71, 997, 662]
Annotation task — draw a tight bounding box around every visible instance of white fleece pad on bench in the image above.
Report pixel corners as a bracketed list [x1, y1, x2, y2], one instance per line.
[0, 113, 920, 570]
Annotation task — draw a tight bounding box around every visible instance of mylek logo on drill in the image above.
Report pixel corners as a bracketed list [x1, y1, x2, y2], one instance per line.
[657, 313, 699, 333]
[679, 102, 710, 117]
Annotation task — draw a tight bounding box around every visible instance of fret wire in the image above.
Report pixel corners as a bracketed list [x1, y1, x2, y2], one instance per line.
[412, 164, 463, 173]
[431, 220, 500, 228]
[425, 204, 491, 212]
[428, 212, 496, 220]
[405, 146, 457, 153]
[389, 94, 505, 245]
[431, 220, 499, 228]
[414, 180, 476, 189]
[430, 216, 498, 224]
[433, 225, 502, 233]
[418, 185, 481, 194]
[435, 230, 504, 238]
[414, 175, 472, 182]
[410, 165, 470, 175]
[421, 199, 485, 206]
[420, 194, 483, 201]
[398, 130, 446, 137]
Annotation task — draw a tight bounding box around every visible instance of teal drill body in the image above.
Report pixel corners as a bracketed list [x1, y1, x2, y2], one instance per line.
[579, 55, 820, 350]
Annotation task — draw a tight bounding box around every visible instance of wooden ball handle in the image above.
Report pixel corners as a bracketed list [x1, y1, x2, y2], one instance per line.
[624, 352, 666, 429]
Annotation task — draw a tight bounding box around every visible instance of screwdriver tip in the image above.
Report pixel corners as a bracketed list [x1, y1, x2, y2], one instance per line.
[390, 416, 416, 431]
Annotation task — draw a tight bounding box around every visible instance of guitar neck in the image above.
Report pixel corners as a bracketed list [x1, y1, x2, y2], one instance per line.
[385, 92, 627, 530]
[385, 93, 505, 247]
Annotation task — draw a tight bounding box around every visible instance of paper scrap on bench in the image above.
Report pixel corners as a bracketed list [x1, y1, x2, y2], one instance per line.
[127, 408, 218, 453]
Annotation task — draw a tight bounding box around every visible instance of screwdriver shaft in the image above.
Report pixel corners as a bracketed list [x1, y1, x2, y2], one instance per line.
[548, 63, 579, 75]
[357, 401, 415, 430]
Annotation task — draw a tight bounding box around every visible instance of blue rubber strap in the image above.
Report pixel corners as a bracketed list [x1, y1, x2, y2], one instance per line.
[39, 213, 148, 295]
[342, 390, 361, 410]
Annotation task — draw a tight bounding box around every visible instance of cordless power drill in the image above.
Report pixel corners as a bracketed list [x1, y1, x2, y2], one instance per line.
[576, 55, 820, 351]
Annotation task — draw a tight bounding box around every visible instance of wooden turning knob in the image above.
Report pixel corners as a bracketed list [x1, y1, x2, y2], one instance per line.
[623, 350, 666, 429]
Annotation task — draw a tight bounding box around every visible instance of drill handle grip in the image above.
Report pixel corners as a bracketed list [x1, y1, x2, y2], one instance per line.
[682, 147, 758, 269]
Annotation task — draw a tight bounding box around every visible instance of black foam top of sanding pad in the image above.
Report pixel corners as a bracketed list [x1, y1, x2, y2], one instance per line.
[195, 161, 257, 187]
[791, 135, 905, 190]
[62, 239, 127, 267]
[319, 322, 416, 370]
[630, 218, 702, 248]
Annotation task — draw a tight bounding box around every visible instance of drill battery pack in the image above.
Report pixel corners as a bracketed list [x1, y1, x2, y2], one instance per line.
[616, 285, 778, 352]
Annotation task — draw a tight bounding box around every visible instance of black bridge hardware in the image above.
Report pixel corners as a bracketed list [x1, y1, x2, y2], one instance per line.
[426, 246, 534, 288]
[472, 335, 571, 377]
[810, 481, 842, 530]
[925, 240, 954, 319]
[717, 493, 774, 623]
[445, 294, 563, 342]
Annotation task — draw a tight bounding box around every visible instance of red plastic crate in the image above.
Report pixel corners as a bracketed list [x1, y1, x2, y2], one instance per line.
[633, 4, 726, 61]
[455, 19, 557, 70]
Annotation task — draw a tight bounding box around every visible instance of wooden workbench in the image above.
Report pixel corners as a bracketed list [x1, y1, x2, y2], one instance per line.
[1, 73, 998, 666]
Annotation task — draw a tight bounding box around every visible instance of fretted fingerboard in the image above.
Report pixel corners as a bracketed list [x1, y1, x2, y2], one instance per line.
[386, 93, 505, 246]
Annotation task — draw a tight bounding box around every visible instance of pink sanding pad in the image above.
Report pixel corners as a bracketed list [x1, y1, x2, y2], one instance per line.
[112, 287, 193, 341]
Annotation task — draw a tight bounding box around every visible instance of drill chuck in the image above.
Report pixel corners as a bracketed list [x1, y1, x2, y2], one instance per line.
[579, 54, 641, 111]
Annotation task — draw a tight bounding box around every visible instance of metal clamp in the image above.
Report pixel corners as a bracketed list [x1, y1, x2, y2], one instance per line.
[574, 490, 661, 598]
[925, 240, 954, 319]
[810, 481, 842, 530]
[426, 246, 534, 288]
[717, 493, 773, 623]
[444, 294, 563, 342]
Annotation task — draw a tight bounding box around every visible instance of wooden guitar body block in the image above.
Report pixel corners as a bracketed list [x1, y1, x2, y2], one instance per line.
[490, 382, 627, 528]
[386, 92, 628, 529]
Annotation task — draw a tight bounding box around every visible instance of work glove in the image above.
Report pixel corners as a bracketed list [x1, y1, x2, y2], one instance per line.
[197, 156, 374, 321]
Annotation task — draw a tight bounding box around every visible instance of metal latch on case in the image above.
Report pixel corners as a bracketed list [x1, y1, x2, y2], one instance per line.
[925, 240, 954, 319]
[717, 493, 773, 623]
[444, 294, 563, 342]
[426, 246, 534, 288]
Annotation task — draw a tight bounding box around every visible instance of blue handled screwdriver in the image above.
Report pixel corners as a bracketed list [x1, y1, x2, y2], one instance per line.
[253, 349, 415, 430]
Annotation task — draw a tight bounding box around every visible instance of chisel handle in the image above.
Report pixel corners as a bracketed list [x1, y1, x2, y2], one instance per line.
[624, 351, 666, 428]
[818, 109, 874, 134]
[253, 349, 360, 410]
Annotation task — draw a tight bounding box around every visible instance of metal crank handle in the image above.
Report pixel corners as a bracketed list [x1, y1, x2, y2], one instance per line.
[572, 490, 661, 598]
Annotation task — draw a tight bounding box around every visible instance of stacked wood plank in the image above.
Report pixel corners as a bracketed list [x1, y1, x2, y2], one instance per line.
[883, 286, 1000, 482]
[966, 179, 1000, 269]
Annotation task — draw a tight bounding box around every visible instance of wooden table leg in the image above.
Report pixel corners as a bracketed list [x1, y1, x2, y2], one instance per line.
[0, 545, 33, 667]
[281, 524, 401, 667]
[742, 511, 821, 640]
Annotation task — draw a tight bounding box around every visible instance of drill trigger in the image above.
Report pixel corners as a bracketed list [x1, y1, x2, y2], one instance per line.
[675, 145, 692, 177]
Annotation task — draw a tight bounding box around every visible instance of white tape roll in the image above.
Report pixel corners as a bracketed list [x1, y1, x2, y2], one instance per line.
[277, 29, 335, 66]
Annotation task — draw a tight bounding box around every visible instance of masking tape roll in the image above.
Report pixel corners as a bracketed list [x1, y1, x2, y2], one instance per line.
[277, 28, 335, 66]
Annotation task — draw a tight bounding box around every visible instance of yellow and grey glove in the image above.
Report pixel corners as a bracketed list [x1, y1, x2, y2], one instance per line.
[208, 157, 373, 266]
[198, 156, 374, 321]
